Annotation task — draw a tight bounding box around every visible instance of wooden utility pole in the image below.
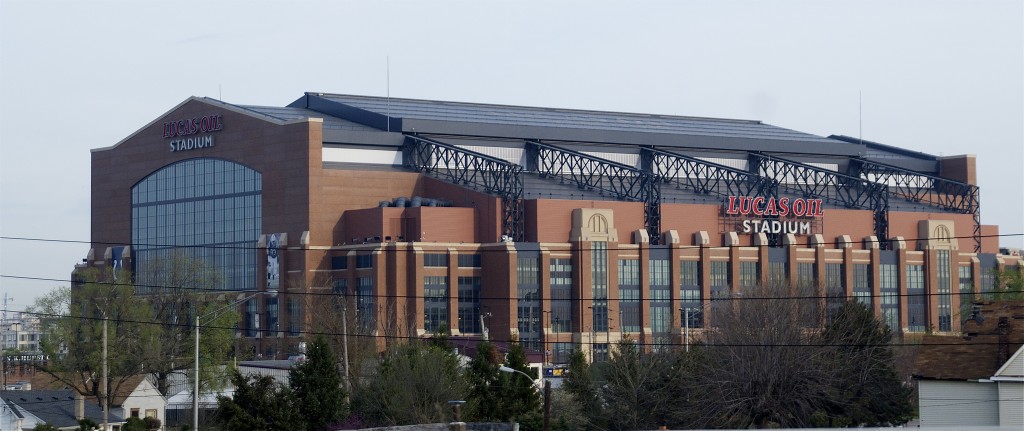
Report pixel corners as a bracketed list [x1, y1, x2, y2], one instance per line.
[103, 316, 108, 430]
[543, 379, 551, 431]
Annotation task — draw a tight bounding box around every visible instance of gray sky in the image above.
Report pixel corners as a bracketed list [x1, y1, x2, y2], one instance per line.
[1, 0, 1021, 312]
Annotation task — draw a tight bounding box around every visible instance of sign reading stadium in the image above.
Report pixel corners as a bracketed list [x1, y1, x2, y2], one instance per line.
[163, 114, 224, 152]
[724, 196, 823, 235]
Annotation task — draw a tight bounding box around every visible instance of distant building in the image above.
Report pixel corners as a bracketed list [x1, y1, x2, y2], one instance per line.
[1, 312, 42, 353]
[79, 93, 1024, 363]
[914, 301, 1024, 427]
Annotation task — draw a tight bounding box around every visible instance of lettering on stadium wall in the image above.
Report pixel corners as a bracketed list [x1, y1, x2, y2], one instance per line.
[723, 196, 823, 235]
[163, 114, 223, 152]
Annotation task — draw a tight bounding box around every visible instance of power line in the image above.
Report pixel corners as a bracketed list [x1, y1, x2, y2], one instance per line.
[2, 232, 1022, 253]
[5, 308, 1018, 349]
[3, 274, 1021, 302]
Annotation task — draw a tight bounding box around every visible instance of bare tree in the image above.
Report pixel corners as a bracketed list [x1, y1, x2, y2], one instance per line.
[690, 280, 840, 429]
[688, 280, 912, 428]
[598, 340, 683, 430]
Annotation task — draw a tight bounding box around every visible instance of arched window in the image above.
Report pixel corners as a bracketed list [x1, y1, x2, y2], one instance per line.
[131, 158, 262, 291]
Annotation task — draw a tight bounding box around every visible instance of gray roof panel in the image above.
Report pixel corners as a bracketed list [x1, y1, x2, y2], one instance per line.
[237, 105, 378, 131]
[312, 93, 835, 143]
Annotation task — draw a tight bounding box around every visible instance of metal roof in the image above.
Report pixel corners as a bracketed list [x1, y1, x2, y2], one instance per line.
[308, 93, 834, 143]
[237, 105, 378, 131]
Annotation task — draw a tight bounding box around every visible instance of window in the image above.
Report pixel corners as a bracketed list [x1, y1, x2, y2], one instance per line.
[618, 259, 641, 333]
[959, 265, 974, 323]
[355, 254, 373, 269]
[287, 298, 302, 336]
[825, 263, 845, 321]
[132, 159, 262, 292]
[550, 258, 573, 333]
[649, 259, 670, 334]
[424, 276, 449, 333]
[356, 276, 375, 329]
[331, 255, 348, 270]
[551, 342, 574, 365]
[592, 243, 609, 333]
[517, 257, 541, 351]
[424, 253, 449, 267]
[740, 261, 758, 288]
[593, 343, 609, 362]
[709, 261, 730, 326]
[798, 263, 814, 287]
[937, 251, 952, 331]
[853, 264, 872, 307]
[265, 297, 279, 335]
[906, 264, 926, 332]
[880, 264, 899, 330]
[458, 254, 482, 268]
[769, 261, 786, 283]
[680, 260, 701, 328]
[458, 276, 482, 334]
[245, 298, 258, 337]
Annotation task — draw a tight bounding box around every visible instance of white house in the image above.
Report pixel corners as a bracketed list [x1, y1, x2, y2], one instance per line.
[990, 345, 1024, 427]
[111, 376, 168, 429]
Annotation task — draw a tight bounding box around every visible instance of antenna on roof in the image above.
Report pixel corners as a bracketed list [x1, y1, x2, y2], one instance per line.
[219, 84, 223, 101]
[386, 56, 391, 132]
[859, 91, 862, 146]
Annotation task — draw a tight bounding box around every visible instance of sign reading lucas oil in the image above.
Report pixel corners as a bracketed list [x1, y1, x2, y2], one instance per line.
[724, 195, 824, 235]
[163, 114, 223, 152]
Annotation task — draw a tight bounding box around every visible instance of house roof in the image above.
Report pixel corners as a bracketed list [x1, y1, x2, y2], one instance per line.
[0, 390, 124, 428]
[914, 301, 1024, 381]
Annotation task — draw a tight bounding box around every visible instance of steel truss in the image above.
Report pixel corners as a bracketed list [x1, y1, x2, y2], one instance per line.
[403, 135, 525, 242]
[642, 148, 777, 201]
[525, 141, 661, 243]
[751, 153, 890, 247]
[849, 158, 981, 252]
[643, 148, 782, 245]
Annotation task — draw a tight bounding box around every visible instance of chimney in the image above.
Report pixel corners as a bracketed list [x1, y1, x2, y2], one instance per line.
[997, 317, 1010, 367]
[75, 392, 85, 420]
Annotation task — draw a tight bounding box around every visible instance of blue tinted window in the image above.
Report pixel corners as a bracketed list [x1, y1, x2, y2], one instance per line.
[132, 159, 262, 291]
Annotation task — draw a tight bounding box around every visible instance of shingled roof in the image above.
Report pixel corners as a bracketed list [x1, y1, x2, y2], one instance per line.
[914, 301, 1024, 381]
[0, 389, 124, 428]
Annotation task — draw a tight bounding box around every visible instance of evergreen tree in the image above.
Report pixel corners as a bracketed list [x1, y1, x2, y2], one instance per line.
[500, 341, 541, 421]
[353, 341, 468, 426]
[465, 341, 541, 425]
[216, 370, 305, 431]
[289, 336, 346, 431]
[560, 347, 602, 428]
[465, 341, 503, 421]
[820, 301, 914, 426]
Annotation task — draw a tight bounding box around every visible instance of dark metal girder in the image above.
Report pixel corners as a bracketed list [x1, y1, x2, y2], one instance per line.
[750, 154, 890, 248]
[849, 158, 980, 252]
[643, 148, 777, 200]
[527, 141, 661, 244]
[403, 135, 524, 242]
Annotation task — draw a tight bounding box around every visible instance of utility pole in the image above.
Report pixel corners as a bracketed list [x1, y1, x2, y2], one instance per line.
[543, 379, 551, 431]
[103, 316, 108, 430]
[194, 314, 200, 431]
[341, 302, 351, 401]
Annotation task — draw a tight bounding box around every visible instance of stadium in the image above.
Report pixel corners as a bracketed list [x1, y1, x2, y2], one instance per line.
[81, 92, 1023, 361]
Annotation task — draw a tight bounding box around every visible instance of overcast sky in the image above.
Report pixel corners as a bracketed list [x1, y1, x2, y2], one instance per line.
[1, 0, 1021, 312]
